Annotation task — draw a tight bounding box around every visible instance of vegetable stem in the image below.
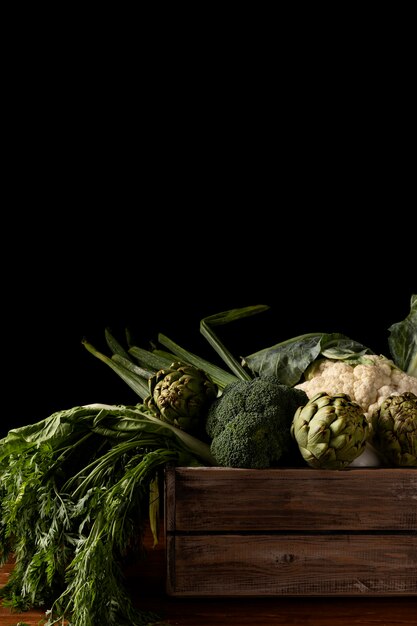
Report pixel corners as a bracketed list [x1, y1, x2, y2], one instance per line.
[82, 338, 150, 400]
[200, 305, 269, 380]
[157, 333, 238, 389]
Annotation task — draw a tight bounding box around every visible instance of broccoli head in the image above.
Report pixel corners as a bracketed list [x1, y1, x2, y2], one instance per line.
[205, 375, 308, 469]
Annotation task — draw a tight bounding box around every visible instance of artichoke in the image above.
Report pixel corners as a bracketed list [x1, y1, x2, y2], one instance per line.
[291, 391, 369, 469]
[145, 361, 218, 433]
[371, 392, 417, 466]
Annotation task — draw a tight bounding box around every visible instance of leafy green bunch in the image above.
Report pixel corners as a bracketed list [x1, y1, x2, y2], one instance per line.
[0, 404, 212, 625]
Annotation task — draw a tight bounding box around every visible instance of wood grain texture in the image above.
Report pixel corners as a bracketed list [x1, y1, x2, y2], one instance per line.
[167, 534, 417, 596]
[165, 467, 417, 532]
[165, 466, 417, 598]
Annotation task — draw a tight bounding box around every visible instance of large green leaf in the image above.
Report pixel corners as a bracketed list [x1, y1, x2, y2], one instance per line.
[388, 294, 417, 377]
[244, 332, 373, 386]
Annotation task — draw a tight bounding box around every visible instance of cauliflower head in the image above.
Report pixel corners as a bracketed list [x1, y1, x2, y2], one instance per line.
[294, 354, 417, 421]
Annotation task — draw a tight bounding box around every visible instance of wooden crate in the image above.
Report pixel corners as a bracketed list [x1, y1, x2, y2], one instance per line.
[164, 466, 417, 597]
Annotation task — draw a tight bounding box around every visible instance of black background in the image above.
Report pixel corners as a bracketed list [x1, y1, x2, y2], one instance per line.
[2, 33, 415, 437]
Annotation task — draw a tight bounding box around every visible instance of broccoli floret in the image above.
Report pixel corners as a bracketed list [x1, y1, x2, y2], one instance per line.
[205, 376, 308, 468]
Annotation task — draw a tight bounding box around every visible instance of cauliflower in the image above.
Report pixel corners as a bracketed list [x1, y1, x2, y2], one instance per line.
[295, 354, 417, 420]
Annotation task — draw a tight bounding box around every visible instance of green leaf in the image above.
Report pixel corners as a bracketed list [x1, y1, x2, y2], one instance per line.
[244, 332, 374, 386]
[0, 406, 96, 463]
[388, 294, 417, 377]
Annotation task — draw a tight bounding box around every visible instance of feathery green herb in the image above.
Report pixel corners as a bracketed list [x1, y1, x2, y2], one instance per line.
[0, 404, 212, 625]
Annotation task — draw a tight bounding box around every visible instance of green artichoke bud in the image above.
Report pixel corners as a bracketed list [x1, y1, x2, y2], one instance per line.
[291, 391, 369, 469]
[371, 392, 417, 467]
[145, 361, 218, 433]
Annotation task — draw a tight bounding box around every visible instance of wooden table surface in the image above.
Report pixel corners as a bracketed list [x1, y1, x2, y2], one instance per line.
[1, 526, 416, 625]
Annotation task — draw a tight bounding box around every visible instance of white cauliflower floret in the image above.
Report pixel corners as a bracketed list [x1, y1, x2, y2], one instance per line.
[391, 366, 417, 393]
[297, 361, 355, 398]
[295, 354, 417, 420]
[352, 357, 392, 412]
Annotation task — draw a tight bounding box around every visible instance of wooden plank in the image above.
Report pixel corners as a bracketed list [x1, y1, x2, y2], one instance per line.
[165, 467, 417, 532]
[166, 534, 417, 597]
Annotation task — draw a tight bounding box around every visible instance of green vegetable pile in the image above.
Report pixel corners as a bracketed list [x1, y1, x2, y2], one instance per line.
[0, 404, 213, 625]
[0, 297, 416, 625]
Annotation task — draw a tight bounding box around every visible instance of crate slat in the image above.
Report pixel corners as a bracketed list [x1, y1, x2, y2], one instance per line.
[165, 467, 417, 532]
[167, 534, 417, 596]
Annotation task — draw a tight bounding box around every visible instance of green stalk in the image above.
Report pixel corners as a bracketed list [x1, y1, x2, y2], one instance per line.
[63, 406, 216, 498]
[105, 327, 132, 361]
[157, 334, 238, 389]
[200, 305, 270, 380]
[82, 339, 150, 400]
[111, 354, 152, 380]
[64, 438, 143, 497]
[143, 411, 216, 465]
[128, 345, 174, 371]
